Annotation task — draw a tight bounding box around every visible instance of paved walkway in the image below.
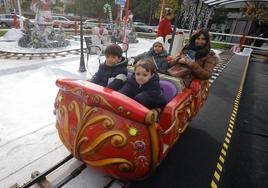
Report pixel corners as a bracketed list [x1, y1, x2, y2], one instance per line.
[131, 55, 268, 188]
[130, 52, 246, 188]
[220, 59, 268, 188]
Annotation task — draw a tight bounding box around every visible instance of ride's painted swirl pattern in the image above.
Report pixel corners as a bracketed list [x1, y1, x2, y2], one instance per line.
[56, 99, 134, 173]
[80, 131, 127, 155]
[84, 158, 134, 172]
[92, 94, 132, 116]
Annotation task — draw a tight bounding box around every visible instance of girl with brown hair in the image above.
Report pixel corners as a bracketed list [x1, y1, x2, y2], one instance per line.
[119, 59, 166, 109]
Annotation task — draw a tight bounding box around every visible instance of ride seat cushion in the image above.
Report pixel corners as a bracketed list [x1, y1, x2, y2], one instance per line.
[127, 72, 133, 79]
[160, 80, 178, 102]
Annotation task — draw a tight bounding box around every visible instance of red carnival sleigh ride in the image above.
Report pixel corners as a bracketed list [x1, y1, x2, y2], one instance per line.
[54, 68, 209, 180]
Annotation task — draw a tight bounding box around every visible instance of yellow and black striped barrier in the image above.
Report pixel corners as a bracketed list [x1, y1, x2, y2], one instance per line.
[211, 56, 250, 188]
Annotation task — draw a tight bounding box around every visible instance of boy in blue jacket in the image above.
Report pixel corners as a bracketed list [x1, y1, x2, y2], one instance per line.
[91, 44, 128, 90]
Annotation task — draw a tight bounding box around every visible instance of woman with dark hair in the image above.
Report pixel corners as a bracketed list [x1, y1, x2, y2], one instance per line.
[168, 28, 218, 87]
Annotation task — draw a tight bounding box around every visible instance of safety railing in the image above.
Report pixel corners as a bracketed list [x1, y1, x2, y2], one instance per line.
[173, 29, 268, 53]
[137, 29, 267, 56]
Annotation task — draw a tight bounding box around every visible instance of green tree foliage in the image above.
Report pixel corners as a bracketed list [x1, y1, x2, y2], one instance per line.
[210, 7, 228, 25]
[65, 0, 116, 19]
[153, 0, 178, 18]
[21, 0, 64, 13]
[52, 0, 65, 13]
[21, 0, 32, 12]
[130, 0, 160, 24]
[129, 0, 178, 24]
[64, 0, 179, 24]
[240, 2, 266, 24]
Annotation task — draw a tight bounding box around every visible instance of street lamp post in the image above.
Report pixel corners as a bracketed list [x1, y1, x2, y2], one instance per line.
[168, 0, 184, 55]
[3, 0, 7, 13]
[78, 0, 86, 72]
[149, 0, 152, 26]
[159, 0, 165, 22]
[17, 0, 23, 29]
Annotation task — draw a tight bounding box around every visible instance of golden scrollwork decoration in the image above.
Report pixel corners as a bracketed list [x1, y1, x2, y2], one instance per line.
[55, 106, 72, 152]
[169, 98, 193, 143]
[119, 163, 134, 172]
[56, 96, 135, 174]
[111, 133, 127, 148]
[118, 106, 124, 112]
[92, 95, 131, 116]
[76, 131, 134, 173]
[59, 85, 89, 102]
[92, 95, 101, 104]
[145, 111, 156, 125]
[79, 131, 127, 156]
[72, 104, 115, 159]
[84, 158, 135, 172]
[56, 121, 72, 152]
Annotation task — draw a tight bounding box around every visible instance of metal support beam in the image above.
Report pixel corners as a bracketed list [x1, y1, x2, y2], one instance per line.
[189, 0, 200, 38]
[219, 0, 268, 6]
[204, 0, 218, 4]
[17, 0, 23, 29]
[204, 0, 268, 7]
[204, 8, 213, 28]
[208, 0, 230, 6]
[208, 0, 233, 6]
[79, 0, 86, 72]
[169, 7, 180, 55]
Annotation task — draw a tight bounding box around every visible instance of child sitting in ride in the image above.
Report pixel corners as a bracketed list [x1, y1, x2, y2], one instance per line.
[90, 44, 128, 90]
[168, 28, 218, 87]
[129, 36, 169, 74]
[119, 58, 166, 109]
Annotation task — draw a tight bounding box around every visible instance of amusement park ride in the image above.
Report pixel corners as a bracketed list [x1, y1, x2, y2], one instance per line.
[53, 0, 211, 181]
[3, 1, 267, 187]
[54, 76, 209, 180]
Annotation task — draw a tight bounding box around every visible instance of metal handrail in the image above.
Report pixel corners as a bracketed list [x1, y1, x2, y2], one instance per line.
[177, 29, 268, 52]
[178, 29, 268, 42]
[210, 40, 268, 51]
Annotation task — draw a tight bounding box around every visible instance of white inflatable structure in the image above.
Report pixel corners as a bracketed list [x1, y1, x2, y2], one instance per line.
[92, 26, 110, 44]
[0, 29, 23, 42]
[164, 32, 185, 57]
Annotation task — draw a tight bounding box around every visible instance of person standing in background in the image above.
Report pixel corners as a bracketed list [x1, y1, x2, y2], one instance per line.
[157, 8, 174, 41]
[92, 23, 109, 44]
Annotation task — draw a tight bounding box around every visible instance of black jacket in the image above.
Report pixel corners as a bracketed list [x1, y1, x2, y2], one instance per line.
[91, 57, 128, 90]
[119, 73, 166, 109]
[133, 48, 169, 74]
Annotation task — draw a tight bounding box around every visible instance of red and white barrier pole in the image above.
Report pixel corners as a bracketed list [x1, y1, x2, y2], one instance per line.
[74, 17, 78, 35]
[123, 0, 130, 51]
[13, 15, 18, 29]
[17, 0, 24, 29]
[239, 32, 246, 48]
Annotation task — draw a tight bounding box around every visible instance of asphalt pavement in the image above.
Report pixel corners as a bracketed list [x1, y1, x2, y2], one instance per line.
[131, 54, 256, 188]
[220, 59, 268, 188]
